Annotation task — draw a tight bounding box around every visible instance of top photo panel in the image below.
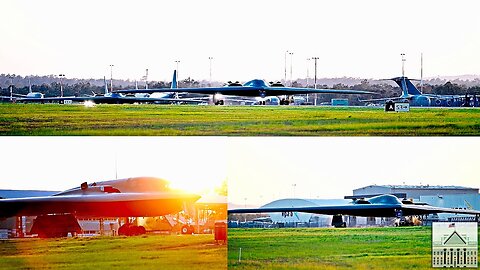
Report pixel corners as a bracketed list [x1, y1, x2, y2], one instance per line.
[1, 0, 480, 136]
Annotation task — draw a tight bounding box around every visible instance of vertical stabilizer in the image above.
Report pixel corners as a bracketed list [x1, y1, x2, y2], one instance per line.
[392, 77, 422, 96]
[171, 70, 177, 89]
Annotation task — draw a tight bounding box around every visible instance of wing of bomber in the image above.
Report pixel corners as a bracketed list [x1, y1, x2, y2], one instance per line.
[0, 190, 200, 218]
[114, 79, 374, 97]
[228, 194, 480, 218]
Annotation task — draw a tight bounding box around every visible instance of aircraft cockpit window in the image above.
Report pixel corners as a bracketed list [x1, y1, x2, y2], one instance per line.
[368, 195, 402, 205]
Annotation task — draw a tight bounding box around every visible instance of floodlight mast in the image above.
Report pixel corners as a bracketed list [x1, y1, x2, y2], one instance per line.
[312, 57, 319, 106]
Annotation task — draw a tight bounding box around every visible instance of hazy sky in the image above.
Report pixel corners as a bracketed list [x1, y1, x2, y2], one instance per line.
[0, 137, 227, 194]
[228, 137, 480, 207]
[1, 0, 479, 82]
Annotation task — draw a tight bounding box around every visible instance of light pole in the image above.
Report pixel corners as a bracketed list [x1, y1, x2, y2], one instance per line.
[109, 64, 114, 93]
[284, 50, 289, 85]
[58, 74, 65, 97]
[289, 52, 294, 86]
[306, 58, 311, 102]
[401, 53, 406, 77]
[292, 183, 296, 198]
[208, 57, 213, 86]
[145, 68, 149, 89]
[312, 57, 319, 106]
[8, 75, 14, 101]
[420, 53, 423, 93]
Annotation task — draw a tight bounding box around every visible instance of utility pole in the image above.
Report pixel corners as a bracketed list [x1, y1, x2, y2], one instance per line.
[312, 57, 319, 106]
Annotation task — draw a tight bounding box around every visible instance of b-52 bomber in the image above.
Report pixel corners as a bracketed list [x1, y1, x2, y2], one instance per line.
[115, 71, 374, 105]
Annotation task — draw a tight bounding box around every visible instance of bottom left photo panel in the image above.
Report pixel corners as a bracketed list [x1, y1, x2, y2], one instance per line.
[0, 137, 227, 270]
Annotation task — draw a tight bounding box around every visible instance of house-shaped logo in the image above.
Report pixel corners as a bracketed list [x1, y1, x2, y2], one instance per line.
[432, 222, 478, 268]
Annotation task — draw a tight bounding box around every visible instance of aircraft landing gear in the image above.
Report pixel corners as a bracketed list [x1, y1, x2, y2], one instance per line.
[118, 223, 146, 236]
[181, 225, 195, 234]
[30, 214, 82, 238]
[332, 215, 346, 228]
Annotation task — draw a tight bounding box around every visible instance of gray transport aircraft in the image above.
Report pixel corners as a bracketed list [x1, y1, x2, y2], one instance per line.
[115, 71, 375, 105]
[229, 194, 480, 227]
[361, 77, 479, 107]
[0, 177, 200, 237]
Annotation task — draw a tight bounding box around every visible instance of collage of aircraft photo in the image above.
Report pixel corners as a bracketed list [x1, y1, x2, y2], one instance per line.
[1, 1, 480, 269]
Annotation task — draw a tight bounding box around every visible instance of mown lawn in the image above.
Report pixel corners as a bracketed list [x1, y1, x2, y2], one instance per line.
[1, 104, 480, 135]
[229, 227, 437, 269]
[0, 234, 226, 270]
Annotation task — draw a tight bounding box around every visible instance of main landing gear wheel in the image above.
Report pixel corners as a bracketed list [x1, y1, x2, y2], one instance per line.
[118, 223, 146, 236]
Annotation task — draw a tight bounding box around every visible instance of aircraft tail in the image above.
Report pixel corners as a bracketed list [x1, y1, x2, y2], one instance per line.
[104, 76, 109, 94]
[392, 77, 422, 96]
[171, 70, 177, 89]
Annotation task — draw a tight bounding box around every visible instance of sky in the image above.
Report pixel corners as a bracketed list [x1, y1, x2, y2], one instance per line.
[227, 137, 480, 207]
[1, 0, 480, 82]
[0, 137, 227, 194]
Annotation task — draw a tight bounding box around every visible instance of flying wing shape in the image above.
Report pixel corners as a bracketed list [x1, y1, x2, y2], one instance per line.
[228, 194, 480, 218]
[115, 79, 374, 97]
[0, 178, 200, 218]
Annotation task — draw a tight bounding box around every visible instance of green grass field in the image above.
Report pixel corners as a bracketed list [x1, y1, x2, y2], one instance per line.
[1, 104, 480, 135]
[228, 227, 451, 270]
[0, 234, 226, 270]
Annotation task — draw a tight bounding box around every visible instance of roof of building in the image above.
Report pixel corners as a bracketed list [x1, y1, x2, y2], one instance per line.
[355, 185, 477, 191]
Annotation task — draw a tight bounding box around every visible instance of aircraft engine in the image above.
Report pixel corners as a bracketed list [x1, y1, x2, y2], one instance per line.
[434, 98, 442, 106]
[446, 99, 453, 106]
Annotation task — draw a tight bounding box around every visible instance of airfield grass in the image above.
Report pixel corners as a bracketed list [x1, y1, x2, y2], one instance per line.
[0, 234, 226, 270]
[229, 227, 445, 270]
[1, 104, 480, 135]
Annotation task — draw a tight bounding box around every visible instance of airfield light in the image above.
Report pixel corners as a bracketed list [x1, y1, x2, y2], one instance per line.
[109, 64, 114, 92]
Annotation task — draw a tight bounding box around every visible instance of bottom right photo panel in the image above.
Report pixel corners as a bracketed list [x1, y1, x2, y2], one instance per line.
[227, 137, 479, 269]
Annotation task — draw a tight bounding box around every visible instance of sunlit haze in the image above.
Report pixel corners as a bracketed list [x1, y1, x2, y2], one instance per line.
[0, 137, 227, 195]
[1, 0, 479, 82]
